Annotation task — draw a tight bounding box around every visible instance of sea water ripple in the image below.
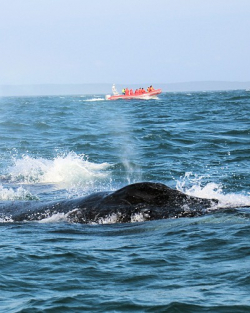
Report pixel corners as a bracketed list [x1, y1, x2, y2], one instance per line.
[0, 90, 250, 312]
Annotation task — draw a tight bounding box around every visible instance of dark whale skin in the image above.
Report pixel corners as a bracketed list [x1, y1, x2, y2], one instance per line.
[0, 182, 218, 223]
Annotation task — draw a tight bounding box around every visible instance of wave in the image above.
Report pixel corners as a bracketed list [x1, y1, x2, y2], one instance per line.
[176, 172, 250, 209]
[0, 185, 39, 201]
[1, 155, 250, 220]
[227, 95, 250, 101]
[3, 151, 111, 187]
[85, 98, 105, 102]
[0, 149, 142, 200]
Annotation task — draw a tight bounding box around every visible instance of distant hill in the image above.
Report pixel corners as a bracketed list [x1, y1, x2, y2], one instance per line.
[161, 81, 250, 92]
[0, 81, 249, 97]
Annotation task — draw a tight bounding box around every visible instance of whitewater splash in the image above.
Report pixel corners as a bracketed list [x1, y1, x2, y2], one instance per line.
[85, 98, 105, 102]
[1, 159, 250, 222]
[94, 212, 146, 225]
[0, 152, 111, 201]
[0, 185, 39, 201]
[3, 151, 110, 186]
[176, 172, 250, 210]
[0, 210, 149, 225]
[0, 149, 142, 201]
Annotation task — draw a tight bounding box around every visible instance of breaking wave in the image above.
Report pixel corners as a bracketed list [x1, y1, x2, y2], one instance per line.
[5, 152, 110, 185]
[0, 185, 39, 201]
[176, 172, 250, 209]
[85, 98, 105, 102]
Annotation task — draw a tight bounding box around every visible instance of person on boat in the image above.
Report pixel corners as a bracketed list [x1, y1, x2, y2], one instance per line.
[125, 88, 129, 96]
[122, 88, 125, 95]
[147, 87, 150, 92]
[130, 89, 133, 95]
[149, 85, 155, 92]
[135, 89, 138, 95]
[141, 88, 146, 94]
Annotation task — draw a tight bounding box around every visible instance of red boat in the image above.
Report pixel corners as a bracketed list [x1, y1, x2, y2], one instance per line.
[105, 85, 162, 100]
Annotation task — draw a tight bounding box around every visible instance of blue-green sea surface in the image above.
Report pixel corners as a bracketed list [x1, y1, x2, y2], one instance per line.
[0, 90, 250, 312]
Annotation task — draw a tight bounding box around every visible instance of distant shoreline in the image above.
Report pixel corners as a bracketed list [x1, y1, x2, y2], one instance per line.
[0, 81, 249, 97]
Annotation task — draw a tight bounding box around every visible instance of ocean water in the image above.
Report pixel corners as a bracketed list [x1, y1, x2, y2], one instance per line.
[0, 90, 250, 312]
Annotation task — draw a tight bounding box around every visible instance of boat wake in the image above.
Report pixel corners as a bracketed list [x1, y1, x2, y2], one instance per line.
[85, 98, 105, 102]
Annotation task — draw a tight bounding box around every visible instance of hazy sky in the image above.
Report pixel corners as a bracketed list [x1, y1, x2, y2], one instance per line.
[0, 0, 250, 85]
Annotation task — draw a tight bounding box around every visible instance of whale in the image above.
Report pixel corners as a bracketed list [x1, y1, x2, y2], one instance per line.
[0, 182, 222, 224]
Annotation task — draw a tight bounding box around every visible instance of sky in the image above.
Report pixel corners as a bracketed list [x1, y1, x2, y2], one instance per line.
[0, 0, 250, 85]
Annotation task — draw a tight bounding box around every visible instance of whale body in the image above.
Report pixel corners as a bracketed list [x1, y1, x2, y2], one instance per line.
[0, 182, 220, 224]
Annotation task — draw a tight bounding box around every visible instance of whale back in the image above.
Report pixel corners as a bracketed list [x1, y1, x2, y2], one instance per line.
[68, 182, 218, 223]
[101, 182, 215, 207]
[0, 182, 219, 223]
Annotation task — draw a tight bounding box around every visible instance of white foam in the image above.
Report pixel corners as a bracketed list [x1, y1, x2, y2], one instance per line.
[95, 212, 147, 225]
[38, 212, 68, 223]
[0, 184, 38, 200]
[131, 212, 146, 223]
[0, 216, 14, 223]
[85, 98, 105, 102]
[176, 172, 250, 209]
[96, 213, 121, 224]
[6, 152, 111, 188]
